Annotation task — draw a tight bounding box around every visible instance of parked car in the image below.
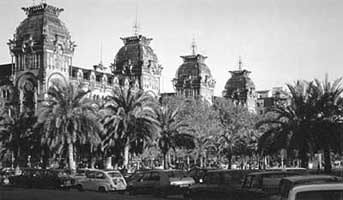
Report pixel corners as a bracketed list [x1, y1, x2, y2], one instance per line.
[125, 170, 146, 183]
[265, 167, 308, 174]
[9, 168, 73, 189]
[0, 168, 16, 185]
[76, 169, 126, 192]
[185, 170, 246, 200]
[287, 183, 343, 200]
[274, 175, 343, 200]
[240, 171, 306, 200]
[187, 167, 210, 183]
[72, 168, 89, 185]
[126, 169, 195, 197]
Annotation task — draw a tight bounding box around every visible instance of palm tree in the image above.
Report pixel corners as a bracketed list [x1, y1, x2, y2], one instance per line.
[257, 78, 343, 171]
[154, 105, 194, 169]
[213, 98, 258, 168]
[101, 86, 158, 169]
[37, 82, 101, 171]
[193, 135, 216, 167]
[257, 81, 315, 168]
[310, 76, 343, 172]
[0, 105, 35, 167]
[180, 98, 221, 168]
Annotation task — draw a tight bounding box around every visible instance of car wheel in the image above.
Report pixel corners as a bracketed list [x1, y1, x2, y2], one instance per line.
[77, 184, 84, 191]
[183, 190, 192, 200]
[156, 189, 167, 198]
[153, 189, 160, 197]
[128, 187, 136, 195]
[118, 190, 125, 195]
[98, 186, 107, 193]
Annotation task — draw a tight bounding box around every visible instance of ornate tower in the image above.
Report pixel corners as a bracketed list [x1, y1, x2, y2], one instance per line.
[222, 58, 256, 111]
[113, 34, 162, 96]
[7, 2, 75, 113]
[173, 40, 216, 103]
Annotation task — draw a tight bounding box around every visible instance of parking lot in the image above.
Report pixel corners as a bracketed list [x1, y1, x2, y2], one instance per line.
[0, 186, 184, 200]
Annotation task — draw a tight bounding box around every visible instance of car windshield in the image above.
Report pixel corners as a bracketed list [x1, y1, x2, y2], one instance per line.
[166, 171, 184, 178]
[107, 172, 122, 178]
[296, 190, 343, 200]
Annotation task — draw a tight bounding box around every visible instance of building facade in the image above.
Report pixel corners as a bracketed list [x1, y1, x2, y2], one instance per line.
[173, 43, 216, 103]
[113, 35, 162, 96]
[0, 2, 162, 113]
[222, 59, 256, 112]
[255, 87, 290, 115]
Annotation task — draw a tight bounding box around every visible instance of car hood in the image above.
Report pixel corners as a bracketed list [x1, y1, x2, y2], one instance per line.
[169, 177, 195, 185]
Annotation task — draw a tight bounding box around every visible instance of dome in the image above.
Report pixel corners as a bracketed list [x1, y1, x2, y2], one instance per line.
[223, 69, 255, 99]
[174, 54, 214, 89]
[114, 35, 159, 75]
[12, 3, 73, 54]
[176, 54, 212, 78]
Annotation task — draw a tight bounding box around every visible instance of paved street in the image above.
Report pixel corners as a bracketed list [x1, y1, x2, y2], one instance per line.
[0, 187, 184, 200]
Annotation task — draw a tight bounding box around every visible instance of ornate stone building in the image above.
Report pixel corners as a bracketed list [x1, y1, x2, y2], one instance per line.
[222, 59, 256, 112]
[5, 3, 76, 114]
[112, 34, 163, 97]
[0, 2, 162, 113]
[173, 42, 216, 103]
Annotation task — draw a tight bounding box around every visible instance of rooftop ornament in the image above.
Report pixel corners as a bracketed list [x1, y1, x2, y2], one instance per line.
[22, 2, 64, 17]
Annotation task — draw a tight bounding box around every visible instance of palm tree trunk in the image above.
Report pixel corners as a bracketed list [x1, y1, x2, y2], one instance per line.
[227, 153, 232, 169]
[14, 146, 21, 167]
[89, 157, 96, 169]
[105, 156, 113, 169]
[200, 155, 204, 168]
[299, 149, 308, 168]
[88, 153, 95, 168]
[68, 143, 76, 171]
[123, 144, 130, 169]
[163, 152, 168, 169]
[228, 157, 232, 169]
[323, 148, 332, 173]
[168, 153, 172, 167]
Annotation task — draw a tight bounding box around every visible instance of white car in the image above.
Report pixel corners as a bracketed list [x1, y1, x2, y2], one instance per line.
[287, 183, 343, 200]
[76, 169, 127, 192]
[73, 168, 89, 185]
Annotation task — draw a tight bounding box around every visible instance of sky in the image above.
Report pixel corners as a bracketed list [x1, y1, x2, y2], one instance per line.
[0, 0, 342, 95]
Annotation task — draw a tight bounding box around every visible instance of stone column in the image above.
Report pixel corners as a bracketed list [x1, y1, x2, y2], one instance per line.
[19, 90, 23, 112]
[34, 89, 38, 112]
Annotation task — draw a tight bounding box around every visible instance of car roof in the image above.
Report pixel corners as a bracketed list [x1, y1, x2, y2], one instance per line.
[281, 175, 339, 182]
[141, 169, 183, 172]
[77, 168, 89, 171]
[266, 167, 306, 171]
[206, 169, 239, 173]
[290, 183, 343, 195]
[247, 171, 292, 176]
[87, 169, 121, 173]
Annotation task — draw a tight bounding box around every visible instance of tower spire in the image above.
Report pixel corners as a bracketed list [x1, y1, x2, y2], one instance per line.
[99, 41, 103, 65]
[238, 56, 242, 71]
[191, 38, 197, 55]
[133, 4, 140, 36]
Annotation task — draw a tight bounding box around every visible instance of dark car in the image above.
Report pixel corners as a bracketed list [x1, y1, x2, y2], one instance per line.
[0, 168, 16, 185]
[240, 171, 307, 200]
[187, 167, 210, 183]
[9, 168, 73, 189]
[276, 175, 343, 200]
[126, 169, 195, 197]
[186, 170, 245, 200]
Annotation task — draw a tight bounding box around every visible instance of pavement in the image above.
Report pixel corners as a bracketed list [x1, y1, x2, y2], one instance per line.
[0, 186, 184, 200]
